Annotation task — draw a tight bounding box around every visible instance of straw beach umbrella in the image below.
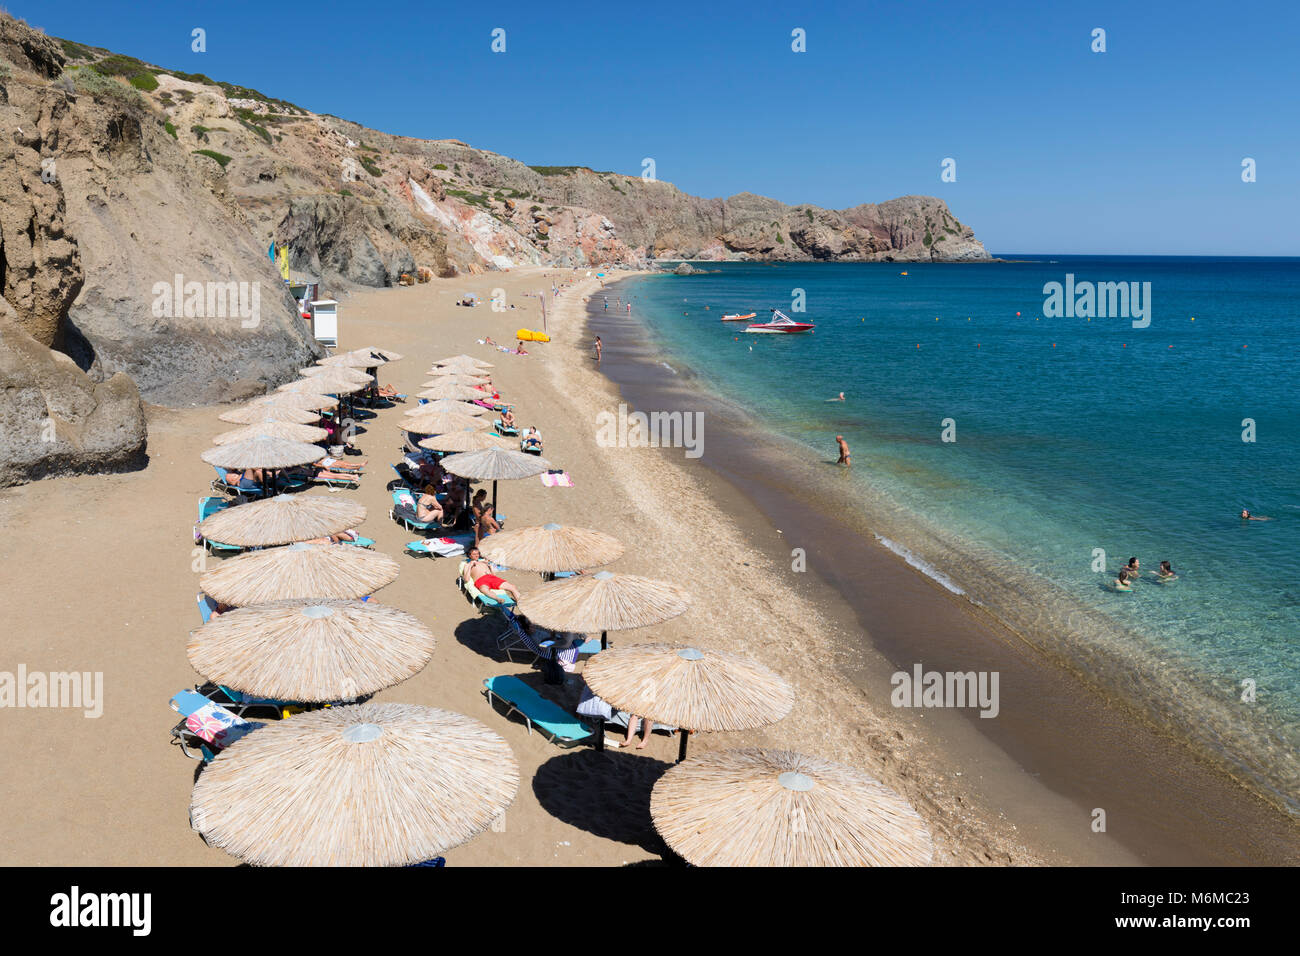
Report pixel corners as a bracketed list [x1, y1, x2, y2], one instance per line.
[201, 435, 326, 497]
[480, 523, 624, 575]
[425, 363, 490, 377]
[357, 346, 403, 362]
[278, 375, 365, 395]
[399, 411, 490, 436]
[199, 542, 399, 607]
[190, 702, 519, 867]
[316, 352, 376, 369]
[300, 365, 374, 387]
[416, 384, 490, 402]
[196, 494, 365, 548]
[404, 399, 488, 418]
[252, 391, 338, 412]
[212, 421, 330, 446]
[219, 403, 321, 425]
[518, 570, 690, 648]
[649, 748, 934, 867]
[440, 446, 551, 514]
[582, 643, 792, 760]
[432, 354, 493, 368]
[418, 428, 514, 454]
[188, 599, 436, 702]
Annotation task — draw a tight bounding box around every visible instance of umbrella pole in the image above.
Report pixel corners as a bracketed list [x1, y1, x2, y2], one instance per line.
[601, 630, 608, 651]
[677, 729, 690, 763]
[492, 479, 498, 516]
[595, 720, 604, 752]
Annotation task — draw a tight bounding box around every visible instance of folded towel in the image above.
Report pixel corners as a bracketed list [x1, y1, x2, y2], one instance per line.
[540, 472, 573, 488]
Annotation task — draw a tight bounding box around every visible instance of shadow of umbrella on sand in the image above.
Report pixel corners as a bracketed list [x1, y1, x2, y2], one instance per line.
[533, 749, 673, 854]
[196, 494, 366, 548]
[190, 702, 518, 866]
[650, 747, 934, 866]
[582, 642, 793, 762]
[187, 599, 435, 703]
[198, 541, 399, 607]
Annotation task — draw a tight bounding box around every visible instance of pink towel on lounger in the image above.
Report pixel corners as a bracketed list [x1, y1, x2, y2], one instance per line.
[539, 472, 573, 488]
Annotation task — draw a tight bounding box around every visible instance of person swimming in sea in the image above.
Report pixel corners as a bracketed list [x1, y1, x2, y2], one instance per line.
[1126, 557, 1141, 577]
[826, 391, 845, 402]
[1240, 509, 1273, 521]
[1155, 560, 1177, 581]
[1112, 569, 1134, 591]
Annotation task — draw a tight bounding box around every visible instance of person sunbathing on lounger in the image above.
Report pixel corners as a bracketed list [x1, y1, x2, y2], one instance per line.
[416, 490, 446, 524]
[316, 455, 366, 472]
[463, 547, 521, 602]
[521, 426, 543, 452]
[500, 407, 516, 429]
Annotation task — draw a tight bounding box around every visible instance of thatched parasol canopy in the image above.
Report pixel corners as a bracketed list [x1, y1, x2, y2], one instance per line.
[480, 523, 624, 573]
[431, 354, 493, 368]
[199, 542, 399, 607]
[582, 643, 792, 733]
[357, 347, 403, 362]
[399, 411, 491, 436]
[416, 384, 490, 402]
[316, 352, 373, 368]
[425, 364, 490, 378]
[517, 570, 690, 634]
[650, 748, 934, 867]
[190, 702, 518, 866]
[219, 403, 321, 425]
[252, 391, 339, 412]
[404, 399, 488, 418]
[300, 365, 374, 386]
[197, 494, 365, 547]
[187, 599, 435, 702]
[418, 429, 515, 454]
[421, 372, 490, 386]
[441, 447, 551, 481]
[278, 376, 365, 395]
[201, 435, 326, 471]
[212, 421, 330, 446]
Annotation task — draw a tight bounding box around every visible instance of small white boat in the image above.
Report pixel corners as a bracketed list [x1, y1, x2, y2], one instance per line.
[720, 312, 756, 322]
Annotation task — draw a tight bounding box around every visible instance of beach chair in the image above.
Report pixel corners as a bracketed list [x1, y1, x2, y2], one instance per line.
[405, 531, 475, 558]
[388, 463, 415, 490]
[210, 465, 262, 496]
[456, 560, 515, 611]
[495, 607, 557, 663]
[482, 676, 593, 748]
[311, 471, 360, 491]
[197, 592, 220, 625]
[340, 534, 375, 549]
[494, 420, 519, 437]
[195, 497, 243, 555]
[519, 437, 543, 455]
[168, 689, 262, 762]
[390, 489, 441, 533]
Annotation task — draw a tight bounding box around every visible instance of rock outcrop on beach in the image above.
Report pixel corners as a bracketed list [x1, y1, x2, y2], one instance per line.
[0, 11, 990, 484]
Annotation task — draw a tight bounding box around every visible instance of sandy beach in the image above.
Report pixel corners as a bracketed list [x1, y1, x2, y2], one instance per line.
[1, 265, 1294, 866]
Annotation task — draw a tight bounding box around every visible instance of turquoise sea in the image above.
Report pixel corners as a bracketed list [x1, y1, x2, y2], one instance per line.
[607, 257, 1300, 813]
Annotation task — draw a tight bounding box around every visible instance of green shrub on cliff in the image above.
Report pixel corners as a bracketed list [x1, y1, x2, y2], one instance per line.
[193, 148, 232, 168]
[0, 59, 11, 82]
[164, 120, 178, 139]
[68, 66, 145, 108]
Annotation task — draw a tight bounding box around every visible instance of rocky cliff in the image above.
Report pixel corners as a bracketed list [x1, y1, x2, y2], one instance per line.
[0, 12, 990, 485]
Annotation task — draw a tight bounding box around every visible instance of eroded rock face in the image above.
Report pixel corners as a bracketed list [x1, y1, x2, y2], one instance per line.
[0, 296, 146, 486]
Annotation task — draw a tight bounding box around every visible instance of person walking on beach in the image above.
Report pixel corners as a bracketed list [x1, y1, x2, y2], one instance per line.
[836, 434, 851, 466]
[594, 336, 602, 363]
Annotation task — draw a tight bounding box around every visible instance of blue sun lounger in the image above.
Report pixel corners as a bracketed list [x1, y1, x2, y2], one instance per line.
[494, 420, 519, 437]
[196, 496, 242, 554]
[482, 676, 593, 747]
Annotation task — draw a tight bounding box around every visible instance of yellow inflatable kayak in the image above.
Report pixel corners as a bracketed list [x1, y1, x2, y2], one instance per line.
[516, 328, 550, 343]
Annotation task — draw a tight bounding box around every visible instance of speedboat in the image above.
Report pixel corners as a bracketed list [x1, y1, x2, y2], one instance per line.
[720, 312, 756, 322]
[744, 309, 814, 334]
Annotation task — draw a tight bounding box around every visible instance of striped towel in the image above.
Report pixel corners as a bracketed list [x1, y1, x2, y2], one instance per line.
[540, 472, 573, 488]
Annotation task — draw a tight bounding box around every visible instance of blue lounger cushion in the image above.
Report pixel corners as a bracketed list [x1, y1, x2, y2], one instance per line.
[483, 676, 592, 746]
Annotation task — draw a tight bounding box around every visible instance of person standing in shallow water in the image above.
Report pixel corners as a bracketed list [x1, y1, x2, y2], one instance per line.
[836, 435, 851, 466]
[594, 336, 602, 363]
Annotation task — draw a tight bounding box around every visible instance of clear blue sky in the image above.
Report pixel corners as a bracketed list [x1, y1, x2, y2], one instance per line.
[13, 0, 1299, 255]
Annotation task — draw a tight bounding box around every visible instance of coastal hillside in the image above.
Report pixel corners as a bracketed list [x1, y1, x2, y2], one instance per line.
[0, 12, 988, 484]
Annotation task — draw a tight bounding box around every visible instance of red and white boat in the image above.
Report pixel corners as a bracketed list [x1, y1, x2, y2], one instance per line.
[745, 309, 815, 334]
[720, 312, 756, 322]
